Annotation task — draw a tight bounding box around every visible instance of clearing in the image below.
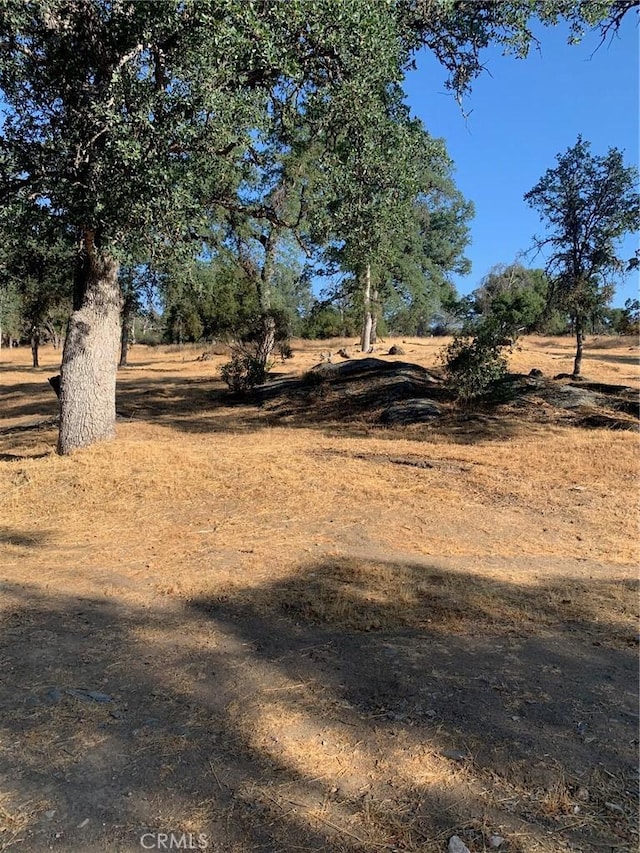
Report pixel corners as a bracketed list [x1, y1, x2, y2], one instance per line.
[0, 335, 638, 853]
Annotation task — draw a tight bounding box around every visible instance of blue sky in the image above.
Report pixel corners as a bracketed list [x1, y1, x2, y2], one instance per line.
[403, 15, 640, 307]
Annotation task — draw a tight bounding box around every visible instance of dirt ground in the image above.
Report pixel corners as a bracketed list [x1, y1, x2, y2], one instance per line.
[0, 335, 638, 853]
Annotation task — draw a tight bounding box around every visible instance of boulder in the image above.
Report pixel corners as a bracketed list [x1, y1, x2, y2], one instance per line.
[381, 398, 442, 425]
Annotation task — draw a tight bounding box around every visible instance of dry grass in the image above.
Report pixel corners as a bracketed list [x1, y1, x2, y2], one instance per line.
[0, 335, 638, 852]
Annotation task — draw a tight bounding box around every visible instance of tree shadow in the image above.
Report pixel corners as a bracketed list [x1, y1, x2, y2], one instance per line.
[0, 381, 59, 423]
[113, 362, 531, 446]
[582, 352, 639, 366]
[0, 558, 637, 851]
[0, 526, 52, 547]
[1, 356, 636, 455]
[0, 451, 51, 461]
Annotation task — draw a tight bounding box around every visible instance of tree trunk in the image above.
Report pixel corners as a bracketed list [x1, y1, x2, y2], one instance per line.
[31, 327, 40, 368]
[255, 314, 276, 369]
[572, 317, 584, 377]
[44, 321, 62, 349]
[360, 264, 372, 352]
[119, 295, 134, 368]
[370, 282, 379, 345]
[119, 320, 130, 367]
[370, 313, 377, 346]
[256, 229, 277, 368]
[57, 237, 121, 455]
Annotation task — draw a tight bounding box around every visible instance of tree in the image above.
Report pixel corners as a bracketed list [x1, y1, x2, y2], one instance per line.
[304, 84, 443, 352]
[440, 263, 551, 401]
[2, 2, 633, 450]
[383, 172, 473, 336]
[0, 1, 412, 451]
[473, 263, 549, 335]
[525, 137, 640, 376]
[0, 211, 72, 366]
[610, 298, 640, 336]
[0, 278, 21, 349]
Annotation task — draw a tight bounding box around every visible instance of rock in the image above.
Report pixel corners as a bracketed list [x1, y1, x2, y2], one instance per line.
[443, 749, 468, 762]
[554, 372, 584, 381]
[45, 688, 63, 704]
[381, 399, 442, 425]
[488, 835, 505, 848]
[546, 385, 602, 409]
[389, 345, 406, 355]
[66, 688, 112, 703]
[448, 836, 471, 853]
[44, 810, 56, 820]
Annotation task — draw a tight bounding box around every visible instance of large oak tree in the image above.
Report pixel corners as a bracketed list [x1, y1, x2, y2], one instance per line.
[525, 137, 639, 375]
[1, 1, 635, 451]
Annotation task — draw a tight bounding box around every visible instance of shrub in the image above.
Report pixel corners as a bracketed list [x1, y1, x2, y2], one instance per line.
[220, 347, 272, 393]
[441, 334, 508, 402]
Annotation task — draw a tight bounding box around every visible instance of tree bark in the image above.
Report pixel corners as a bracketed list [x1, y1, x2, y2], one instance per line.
[255, 314, 276, 369]
[256, 229, 277, 368]
[119, 293, 135, 368]
[572, 317, 584, 377]
[31, 327, 40, 367]
[360, 264, 372, 352]
[119, 320, 130, 367]
[57, 237, 121, 455]
[370, 282, 379, 345]
[44, 321, 62, 349]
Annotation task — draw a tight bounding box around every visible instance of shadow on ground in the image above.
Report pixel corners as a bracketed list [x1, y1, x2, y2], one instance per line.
[0, 526, 52, 547]
[1, 357, 638, 454]
[0, 557, 637, 852]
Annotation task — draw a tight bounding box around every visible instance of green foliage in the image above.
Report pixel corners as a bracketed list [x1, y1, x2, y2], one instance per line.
[0, 278, 22, 342]
[301, 300, 360, 339]
[604, 299, 640, 336]
[0, 1, 631, 396]
[305, 82, 473, 344]
[220, 347, 271, 393]
[525, 137, 640, 328]
[0, 207, 73, 344]
[163, 303, 204, 345]
[159, 255, 257, 343]
[441, 332, 509, 402]
[537, 308, 570, 336]
[621, 298, 640, 336]
[473, 263, 548, 335]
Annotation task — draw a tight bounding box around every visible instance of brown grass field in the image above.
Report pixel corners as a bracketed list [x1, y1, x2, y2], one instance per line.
[0, 335, 638, 853]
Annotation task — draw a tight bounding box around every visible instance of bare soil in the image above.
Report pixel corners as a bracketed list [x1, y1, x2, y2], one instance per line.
[0, 335, 638, 853]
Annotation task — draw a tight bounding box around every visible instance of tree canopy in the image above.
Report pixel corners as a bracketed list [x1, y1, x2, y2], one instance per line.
[525, 136, 640, 375]
[1, 0, 636, 450]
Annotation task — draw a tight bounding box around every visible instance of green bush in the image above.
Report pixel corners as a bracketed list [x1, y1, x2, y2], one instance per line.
[441, 334, 508, 402]
[220, 348, 271, 393]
